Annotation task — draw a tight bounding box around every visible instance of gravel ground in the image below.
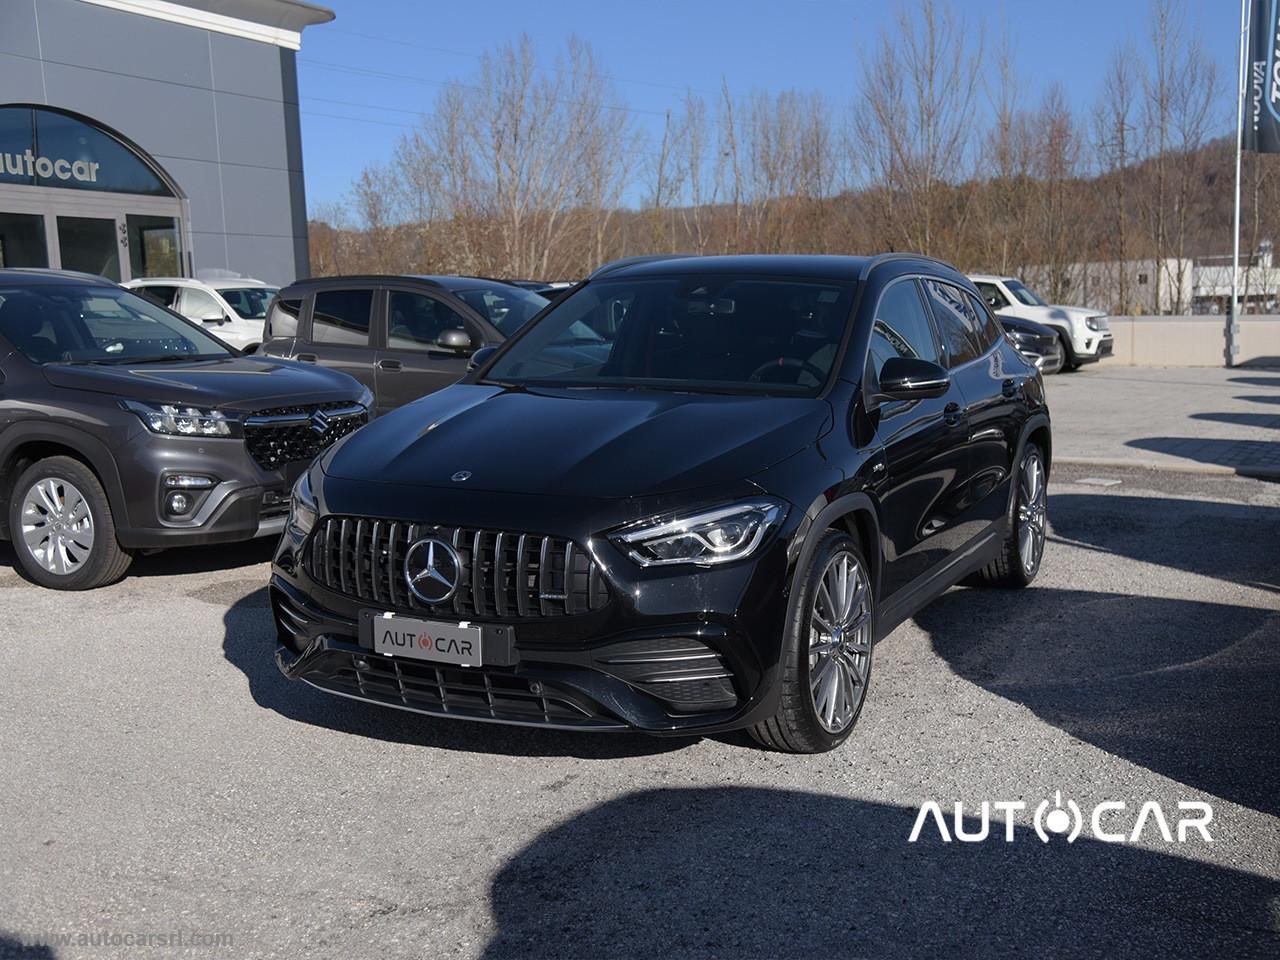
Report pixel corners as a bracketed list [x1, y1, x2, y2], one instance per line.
[1, 464, 1277, 959]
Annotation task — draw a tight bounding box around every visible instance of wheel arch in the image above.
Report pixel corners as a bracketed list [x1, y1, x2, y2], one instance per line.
[789, 491, 883, 606]
[0, 426, 128, 541]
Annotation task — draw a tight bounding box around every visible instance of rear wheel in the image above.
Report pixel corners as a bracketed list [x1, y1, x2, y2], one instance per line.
[968, 442, 1047, 588]
[7, 457, 132, 590]
[749, 530, 873, 753]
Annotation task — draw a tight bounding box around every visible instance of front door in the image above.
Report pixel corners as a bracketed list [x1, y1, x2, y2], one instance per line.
[374, 288, 481, 415]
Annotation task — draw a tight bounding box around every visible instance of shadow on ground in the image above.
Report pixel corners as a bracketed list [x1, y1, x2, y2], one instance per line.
[220, 587, 691, 760]
[0, 934, 55, 959]
[481, 788, 1280, 959]
[0, 538, 275, 588]
[1126, 437, 1280, 474]
[1230, 376, 1280, 388]
[915, 492, 1280, 818]
[1190, 412, 1280, 430]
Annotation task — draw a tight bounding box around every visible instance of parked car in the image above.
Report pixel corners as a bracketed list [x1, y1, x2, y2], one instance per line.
[259, 275, 549, 417]
[0, 269, 371, 590]
[999, 315, 1064, 374]
[271, 253, 1051, 753]
[969, 274, 1112, 370]
[124, 277, 279, 353]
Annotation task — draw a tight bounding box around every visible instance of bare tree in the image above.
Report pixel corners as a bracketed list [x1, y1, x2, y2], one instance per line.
[1093, 47, 1139, 313]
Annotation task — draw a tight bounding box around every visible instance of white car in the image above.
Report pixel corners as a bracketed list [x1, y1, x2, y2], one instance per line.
[123, 277, 278, 352]
[969, 275, 1113, 371]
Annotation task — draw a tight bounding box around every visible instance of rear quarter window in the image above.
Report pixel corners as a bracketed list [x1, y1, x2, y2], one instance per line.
[266, 296, 302, 339]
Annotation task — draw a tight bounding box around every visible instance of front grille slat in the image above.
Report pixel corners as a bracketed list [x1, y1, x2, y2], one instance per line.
[243, 401, 367, 472]
[308, 517, 607, 620]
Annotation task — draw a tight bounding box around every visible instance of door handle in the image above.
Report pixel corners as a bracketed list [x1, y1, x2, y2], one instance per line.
[943, 401, 963, 426]
[296, 353, 317, 363]
[378, 359, 403, 371]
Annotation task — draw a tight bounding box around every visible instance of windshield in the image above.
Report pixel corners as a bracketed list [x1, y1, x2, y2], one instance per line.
[484, 275, 856, 396]
[0, 285, 233, 364]
[453, 284, 549, 337]
[1006, 280, 1047, 307]
[218, 287, 279, 320]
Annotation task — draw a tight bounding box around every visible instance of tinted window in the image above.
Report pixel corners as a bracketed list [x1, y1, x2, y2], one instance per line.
[1005, 279, 1046, 306]
[974, 281, 1009, 310]
[387, 291, 471, 350]
[135, 285, 177, 308]
[219, 287, 278, 320]
[966, 292, 1004, 351]
[924, 279, 980, 367]
[868, 280, 940, 377]
[266, 297, 301, 338]
[486, 275, 854, 396]
[452, 284, 548, 336]
[0, 285, 230, 364]
[312, 289, 372, 345]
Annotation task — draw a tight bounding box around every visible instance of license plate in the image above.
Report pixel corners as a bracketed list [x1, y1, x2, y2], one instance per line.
[369, 612, 482, 666]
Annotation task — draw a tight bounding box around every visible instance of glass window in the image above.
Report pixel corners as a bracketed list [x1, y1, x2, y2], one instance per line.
[975, 281, 1009, 310]
[177, 287, 225, 322]
[451, 284, 548, 336]
[266, 297, 301, 339]
[387, 291, 471, 351]
[485, 275, 855, 396]
[218, 287, 278, 320]
[56, 216, 120, 281]
[1005, 279, 1047, 306]
[311, 289, 372, 345]
[966, 292, 1004, 351]
[868, 280, 940, 377]
[924, 279, 981, 367]
[0, 284, 230, 364]
[134, 285, 177, 308]
[126, 214, 179, 277]
[0, 212, 49, 268]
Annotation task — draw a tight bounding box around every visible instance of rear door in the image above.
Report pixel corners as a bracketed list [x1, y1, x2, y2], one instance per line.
[869, 278, 975, 597]
[374, 287, 486, 414]
[302, 287, 378, 395]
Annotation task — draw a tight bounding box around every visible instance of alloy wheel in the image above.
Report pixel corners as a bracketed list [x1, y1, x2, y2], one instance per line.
[1016, 450, 1047, 575]
[808, 550, 872, 734]
[20, 477, 96, 576]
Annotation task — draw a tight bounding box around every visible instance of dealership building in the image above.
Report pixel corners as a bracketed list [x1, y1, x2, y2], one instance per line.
[0, 0, 333, 286]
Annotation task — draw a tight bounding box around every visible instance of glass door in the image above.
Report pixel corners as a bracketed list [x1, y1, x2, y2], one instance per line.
[0, 211, 49, 267]
[126, 213, 179, 277]
[56, 214, 122, 281]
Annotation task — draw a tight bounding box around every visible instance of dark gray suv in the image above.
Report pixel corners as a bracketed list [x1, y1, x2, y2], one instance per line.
[0, 270, 371, 589]
[259, 275, 549, 416]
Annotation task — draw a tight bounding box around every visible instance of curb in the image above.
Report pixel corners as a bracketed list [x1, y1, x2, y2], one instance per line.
[1055, 455, 1280, 481]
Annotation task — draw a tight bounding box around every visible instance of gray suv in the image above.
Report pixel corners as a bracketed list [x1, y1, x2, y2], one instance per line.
[259, 275, 549, 416]
[0, 270, 371, 589]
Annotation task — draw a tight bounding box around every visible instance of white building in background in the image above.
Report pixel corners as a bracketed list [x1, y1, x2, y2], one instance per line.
[1018, 242, 1280, 316]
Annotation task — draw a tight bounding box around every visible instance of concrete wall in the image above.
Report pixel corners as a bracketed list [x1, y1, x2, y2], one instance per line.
[0, 0, 309, 284]
[1107, 316, 1280, 367]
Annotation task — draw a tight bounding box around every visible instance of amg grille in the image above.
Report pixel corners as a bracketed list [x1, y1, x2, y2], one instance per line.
[244, 402, 367, 472]
[307, 517, 609, 619]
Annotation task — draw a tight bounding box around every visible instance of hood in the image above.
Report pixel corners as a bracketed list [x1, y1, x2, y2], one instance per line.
[40, 355, 364, 411]
[324, 384, 832, 499]
[1044, 305, 1106, 321]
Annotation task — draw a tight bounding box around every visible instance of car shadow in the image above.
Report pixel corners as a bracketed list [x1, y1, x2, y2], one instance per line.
[0, 538, 275, 587]
[1126, 437, 1280, 475]
[1190, 411, 1280, 430]
[1229, 376, 1280, 388]
[1237, 393, 1280, 405]
[220, 587, 694, 759]
[481, 787, 1279, 959]
[0, 934, 55, 959]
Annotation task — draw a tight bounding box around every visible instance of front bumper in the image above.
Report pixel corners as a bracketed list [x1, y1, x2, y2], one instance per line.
[268, 499, 798, 735]
[1074, 333, 1114, 363]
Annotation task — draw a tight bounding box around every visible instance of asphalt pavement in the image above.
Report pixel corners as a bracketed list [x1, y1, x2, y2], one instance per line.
[1, 464, 1278, 959]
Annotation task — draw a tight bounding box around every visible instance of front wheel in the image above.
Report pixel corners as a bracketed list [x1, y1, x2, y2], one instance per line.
[1057, 332, 1081, 371]
[749, 530, 874, 753]
[7, 456, 132, 590]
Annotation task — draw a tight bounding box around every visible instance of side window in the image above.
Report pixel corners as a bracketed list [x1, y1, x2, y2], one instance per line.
[924, 279, 980, 368]
[965, 292, 1004, 351]
[178, 287, 224, 322]
[386, 291, 472, 351]
[266, 297, 302, 339]
[312, 289, 373, 345]
[136, 285, 176, 308]
[975, 281, 1009, 310]
[868, 280, 941, 377]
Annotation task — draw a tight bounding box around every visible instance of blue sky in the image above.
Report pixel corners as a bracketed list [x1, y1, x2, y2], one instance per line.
[296, 0, 1238, 213]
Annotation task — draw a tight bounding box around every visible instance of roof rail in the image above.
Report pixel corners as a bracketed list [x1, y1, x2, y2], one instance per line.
[290, 273, 445, 288]
[860, 252, 962, 280]
[588, 254, 694, 280]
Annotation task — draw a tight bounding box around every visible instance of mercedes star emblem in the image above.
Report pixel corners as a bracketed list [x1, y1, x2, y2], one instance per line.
[403, 537, 462, 604]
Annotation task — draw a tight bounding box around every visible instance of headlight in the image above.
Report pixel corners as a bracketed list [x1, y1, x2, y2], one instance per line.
[611, 499, 786, 567]
[288, 469, 318, 538]
[1085, 315, 1107, 332]
[122, 400, 235, 436]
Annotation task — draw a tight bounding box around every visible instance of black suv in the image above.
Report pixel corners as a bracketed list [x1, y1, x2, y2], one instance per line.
[271, 255, 1051, 752]
[259, 275, 550, 416]
[0, 270, 371, 590]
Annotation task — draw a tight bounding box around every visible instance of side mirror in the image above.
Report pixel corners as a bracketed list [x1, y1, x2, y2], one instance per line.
[436, 328, 474, 354]
[467, 345, 498, 373]
[875, 357, 950, 401]
[200, 311, 226, 324]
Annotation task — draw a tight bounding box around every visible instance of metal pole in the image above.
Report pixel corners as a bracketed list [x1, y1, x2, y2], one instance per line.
[1229, 0, 1250, 367]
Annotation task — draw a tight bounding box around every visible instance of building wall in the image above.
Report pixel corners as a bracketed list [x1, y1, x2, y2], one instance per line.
[0, 0, 309, 284]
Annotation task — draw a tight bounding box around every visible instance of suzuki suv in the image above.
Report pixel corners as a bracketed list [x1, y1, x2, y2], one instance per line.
[0, 270, 371, 589]
[271, 254, 1051, 752]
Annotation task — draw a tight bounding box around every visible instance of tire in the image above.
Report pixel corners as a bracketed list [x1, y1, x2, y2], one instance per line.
[968, 442, 1047, 589]
[749, 530, 874, 753]
[7, 456, 132, 590]
[1057, 332, 1081, 371]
